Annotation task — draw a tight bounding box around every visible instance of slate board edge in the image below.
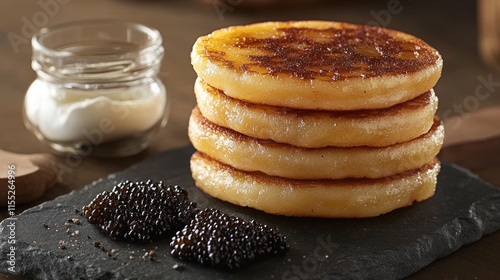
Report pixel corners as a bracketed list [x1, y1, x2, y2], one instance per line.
[320, 163, 500, 279]
[0, 146, 499, 279]
[0, 169, 145, 280]
[322, 192, 500, 280]
[0, 240, 130, 280]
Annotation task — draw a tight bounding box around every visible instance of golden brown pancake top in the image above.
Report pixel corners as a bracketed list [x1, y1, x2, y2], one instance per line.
[200, 22, 441, 81]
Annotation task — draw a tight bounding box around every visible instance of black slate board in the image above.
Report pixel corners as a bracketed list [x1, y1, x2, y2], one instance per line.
[1, 146, 500, 280]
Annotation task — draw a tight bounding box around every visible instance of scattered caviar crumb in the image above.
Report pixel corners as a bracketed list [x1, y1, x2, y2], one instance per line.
[172, 264, 185, 271]
[108, 249, 119, 260]
[82, 180, 197, 242]
[43, 224, 49, 229]
[170, 208, 289, 270]
[147, 250, 156, 260]
[64, 222, 71, 228]
[75, 209, 82, 216]
[92, 241, 107, 252]
[68, 218, 82, 225]
[59, 240, 67, 250]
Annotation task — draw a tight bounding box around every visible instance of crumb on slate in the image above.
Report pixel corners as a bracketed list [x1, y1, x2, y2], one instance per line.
[68, 218, 82, 225]
[59, 240, 67, 250]
[173, 263, 185, 271]
[145, 250, 156, 261]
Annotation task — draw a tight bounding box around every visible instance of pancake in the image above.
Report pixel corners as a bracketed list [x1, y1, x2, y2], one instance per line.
[190, 152, 440, 218]
[195, 78, 438, 148]
[191, 21, 442, 110]
[189, 107, 444, 179]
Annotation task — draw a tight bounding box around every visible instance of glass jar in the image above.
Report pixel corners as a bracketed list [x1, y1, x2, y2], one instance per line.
[24, 20, 168, 157]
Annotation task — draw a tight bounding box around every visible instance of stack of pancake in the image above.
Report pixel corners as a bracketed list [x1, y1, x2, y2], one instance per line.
[188, 21, 444, 217]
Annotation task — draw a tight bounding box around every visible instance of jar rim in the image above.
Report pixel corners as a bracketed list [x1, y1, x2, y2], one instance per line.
[32, 20, 162, 58]
[31, 20, 164, 84]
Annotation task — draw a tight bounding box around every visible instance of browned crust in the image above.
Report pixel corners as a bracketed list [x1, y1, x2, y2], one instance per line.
[200, 22, 441, 81]
[191, 106, 442, 150]
[200, 79, 434, 118]
[192, 151, 439, 187]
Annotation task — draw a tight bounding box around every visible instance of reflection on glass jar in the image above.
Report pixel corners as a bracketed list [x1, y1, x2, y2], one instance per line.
[24, 20, 168, 157]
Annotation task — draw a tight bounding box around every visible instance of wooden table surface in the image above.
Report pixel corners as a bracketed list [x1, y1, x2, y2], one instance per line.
[1, 0, 499, 279]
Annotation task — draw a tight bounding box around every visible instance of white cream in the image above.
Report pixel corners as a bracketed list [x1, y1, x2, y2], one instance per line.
[24, 79, 166, 143]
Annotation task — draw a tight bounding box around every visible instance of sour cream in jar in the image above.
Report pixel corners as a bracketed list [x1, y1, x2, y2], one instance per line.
[24, 21, 168, 157]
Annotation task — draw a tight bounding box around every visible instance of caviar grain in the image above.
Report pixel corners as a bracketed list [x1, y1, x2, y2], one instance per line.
[170, 208, 289, 270]
[82, 180, 197, 242]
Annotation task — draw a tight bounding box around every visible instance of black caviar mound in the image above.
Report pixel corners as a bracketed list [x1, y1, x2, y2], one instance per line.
[82, 180, 197, 242]
[170, 208, 289, 270]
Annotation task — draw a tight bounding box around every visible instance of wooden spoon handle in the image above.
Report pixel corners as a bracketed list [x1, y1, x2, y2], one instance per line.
[0, 150, 59, 207]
